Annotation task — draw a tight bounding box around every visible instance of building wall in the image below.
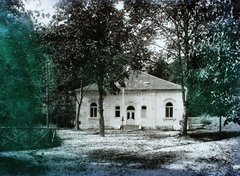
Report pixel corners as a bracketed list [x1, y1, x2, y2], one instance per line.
[107, 91, 156, 129]
[76, 91, 99, 129]
[155, 91, 183, 130]
[76, 89, 183, 130]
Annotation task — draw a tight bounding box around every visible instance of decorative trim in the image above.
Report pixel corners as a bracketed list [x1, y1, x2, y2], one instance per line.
[164, 98, 176, 102]
[88, 99, 97, 103]
[126, 101, 137, 105]
[124, 92, 149, 95]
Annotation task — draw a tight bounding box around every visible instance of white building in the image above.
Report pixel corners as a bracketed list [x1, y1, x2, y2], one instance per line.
[76, 72, 184, 130]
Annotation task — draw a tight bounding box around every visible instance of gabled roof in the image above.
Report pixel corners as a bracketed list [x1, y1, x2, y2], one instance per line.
[121, 71, 182, 91]
[78, 71, 182, 92]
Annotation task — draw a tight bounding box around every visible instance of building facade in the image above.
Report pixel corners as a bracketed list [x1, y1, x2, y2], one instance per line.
[76, 72, 184, 130]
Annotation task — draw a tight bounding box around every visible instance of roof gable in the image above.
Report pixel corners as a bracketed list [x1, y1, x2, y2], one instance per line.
[122, 71, 182, 91]
[80, 71, 182, 92]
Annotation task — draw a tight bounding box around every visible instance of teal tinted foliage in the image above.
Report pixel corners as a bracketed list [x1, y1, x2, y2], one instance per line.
[0, 2, 45, 126]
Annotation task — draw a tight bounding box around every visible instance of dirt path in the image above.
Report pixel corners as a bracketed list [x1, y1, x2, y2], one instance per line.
[1, 129, 240, 175]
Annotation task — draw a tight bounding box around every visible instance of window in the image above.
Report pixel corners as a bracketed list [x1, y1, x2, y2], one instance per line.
[90, 103, 97, 117]
[141, 106, 147, 118]
[115, 106, 120, 117]
[165, 102, 173, 118]
[127, 106, 135, 120]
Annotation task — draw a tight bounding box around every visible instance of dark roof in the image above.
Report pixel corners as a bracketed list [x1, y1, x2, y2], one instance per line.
[122, 71, 182, 91]
[81, 71, 182, 92]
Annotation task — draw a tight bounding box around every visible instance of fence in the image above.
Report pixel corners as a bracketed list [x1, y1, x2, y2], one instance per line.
[0, 127, 59, 152]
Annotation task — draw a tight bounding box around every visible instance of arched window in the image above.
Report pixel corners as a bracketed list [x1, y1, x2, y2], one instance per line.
[90, 103, 97, 117]
[115, 106, 120, 117]
[165, 102, 173, 118]
[127, 106, 135, 110]
[141, 106, 147, 118]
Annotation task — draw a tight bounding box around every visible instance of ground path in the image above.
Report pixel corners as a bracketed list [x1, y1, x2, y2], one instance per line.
[1, 129, 240, 175]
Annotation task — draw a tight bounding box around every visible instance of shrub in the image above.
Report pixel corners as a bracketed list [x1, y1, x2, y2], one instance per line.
[0, 127, 61, 152]
[156, 125, 174, 131]
[200, 118, 212, 126]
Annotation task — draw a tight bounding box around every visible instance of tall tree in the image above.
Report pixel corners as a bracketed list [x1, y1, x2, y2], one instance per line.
[46, 0, 130, 136]
[155, 0, 237, 135]
[195, 13, 240, 131]
[146, 52, 170, 80]
[156, 0, 204, 135]
[123, 0, 158, 70]
[0, 0, 45, 126]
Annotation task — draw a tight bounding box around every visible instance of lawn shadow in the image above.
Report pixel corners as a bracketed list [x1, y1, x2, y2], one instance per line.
[188, 131, 240, 141]
[88, 148, 177, 170]
[0, 156, 49, 175]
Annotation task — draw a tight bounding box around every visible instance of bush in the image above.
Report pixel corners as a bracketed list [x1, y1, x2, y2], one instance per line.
[224, 116, 240, 126]
[200, 118, 212, 126]
[0, 127, 61, 152]
[156, 125, 174, 131]
[0, 156, 49, 175]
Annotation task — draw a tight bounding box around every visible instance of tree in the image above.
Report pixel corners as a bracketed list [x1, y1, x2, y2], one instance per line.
[45, 0, 157, 136]
[146, 52, 170, 80]
[0, 0, 45, 126]
[46, 0, 130, 136]
[195, 15, 240, 131]
[72, 65, 94, 130]
[155, 0, 237, 135]
[156, 0, 207, 135]
[123, 0, 159, 70]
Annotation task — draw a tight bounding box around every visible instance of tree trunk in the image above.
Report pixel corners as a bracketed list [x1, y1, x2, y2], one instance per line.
[219, 116, 222, 132]
[76, 80, 92, 130]
[98, 88, 105, 137]
[75, 85, 83, 130]
[181, 7, 191, 136]
[76, 101, 82, 130]
[181, 101, 188, 136]
[175, 17, 189, 136]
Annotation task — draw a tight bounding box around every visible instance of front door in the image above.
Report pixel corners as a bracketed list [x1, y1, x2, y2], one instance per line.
[126, 106, 135, 125]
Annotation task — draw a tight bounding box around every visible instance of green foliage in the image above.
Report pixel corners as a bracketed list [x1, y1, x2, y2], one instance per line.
[51, 100, 75, 128]
[47, 0, 132, 91]
[0, 156, 49, 175]
[45, 0, 156, 132]
[0, 127, 61, 151]
[224, 100, 240, 126]
[190, 16, 240, 117]
[200, 118, 212, 126]
[0, 2, 45, 126]
[224, 116, 240, 126]
[159, 1, 240, 120]
[123, 0, 158, 70]
[147, 54, 170, 80]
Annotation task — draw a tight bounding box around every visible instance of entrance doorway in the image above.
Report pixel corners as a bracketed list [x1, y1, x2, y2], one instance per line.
[126, 106, 135, 125]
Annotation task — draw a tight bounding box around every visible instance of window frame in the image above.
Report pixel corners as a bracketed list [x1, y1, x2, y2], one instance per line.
[165, 102, 173, 118]
[141, 105, 147, 118]
[90, 102, 97, 117]
[115, 106, 120, 117]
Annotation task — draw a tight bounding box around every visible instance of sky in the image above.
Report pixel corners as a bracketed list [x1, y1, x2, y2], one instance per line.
[24, 0, 59, 24]
[24, 0, 58, 14]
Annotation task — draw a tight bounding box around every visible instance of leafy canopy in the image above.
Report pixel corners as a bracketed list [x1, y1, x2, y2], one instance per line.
[0, 1, 45, 126]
